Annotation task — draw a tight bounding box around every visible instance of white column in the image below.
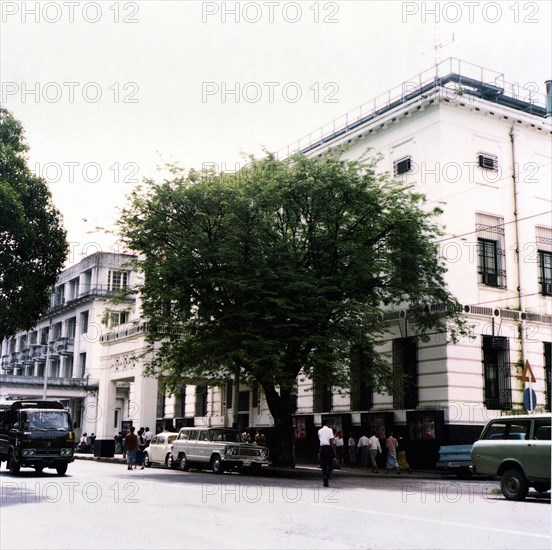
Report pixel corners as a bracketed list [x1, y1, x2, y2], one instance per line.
[95, 375, 117, 455]
[132, 369, 158, 430]
[82, 392, 99, 435]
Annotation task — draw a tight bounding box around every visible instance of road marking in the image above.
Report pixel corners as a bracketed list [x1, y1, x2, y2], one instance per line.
[312, 502, 550, 540]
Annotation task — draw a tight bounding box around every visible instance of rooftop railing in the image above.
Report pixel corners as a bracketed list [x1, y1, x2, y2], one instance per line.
[275, 58, 548, 159]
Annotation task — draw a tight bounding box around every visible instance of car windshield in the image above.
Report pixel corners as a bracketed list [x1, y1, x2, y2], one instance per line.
[209, 429, 243, 442]
[23, 410, 71, 431]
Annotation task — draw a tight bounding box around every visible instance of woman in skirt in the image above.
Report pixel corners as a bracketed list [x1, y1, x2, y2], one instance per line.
[385, 432, 400, 474]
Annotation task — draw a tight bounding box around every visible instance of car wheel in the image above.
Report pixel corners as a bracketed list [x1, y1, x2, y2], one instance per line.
[211, 455, 224, 474]
[56, 463, 68, 476]
[501, 468, 529, 501]
[144, 453, 152, 468]
[34, 465, 44, 473]
[165, 453, 178, 470]
[533, 482, 550, 493]
[8, 452, 20, 475]
[179, 455, 190, 471]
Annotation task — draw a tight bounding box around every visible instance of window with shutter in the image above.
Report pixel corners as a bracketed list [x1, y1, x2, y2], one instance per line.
[478, 153, 498, 171]
[393, 156, 412, 176]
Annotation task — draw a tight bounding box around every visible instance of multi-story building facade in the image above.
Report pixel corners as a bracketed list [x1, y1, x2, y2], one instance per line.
[159, 59, 552, 467]
[2, 60, 550, 465]
[276, 59, 552, 465]
[0, 252, 157, 454]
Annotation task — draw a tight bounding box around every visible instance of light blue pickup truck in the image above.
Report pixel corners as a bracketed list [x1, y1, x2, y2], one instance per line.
[436, 444, 473, 478]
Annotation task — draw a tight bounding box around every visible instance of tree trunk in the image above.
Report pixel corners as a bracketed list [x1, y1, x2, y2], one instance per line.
[263, 386, 296, 467]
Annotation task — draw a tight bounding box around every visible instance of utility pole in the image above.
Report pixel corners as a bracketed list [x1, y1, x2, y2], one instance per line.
[42, 314, 52, 400]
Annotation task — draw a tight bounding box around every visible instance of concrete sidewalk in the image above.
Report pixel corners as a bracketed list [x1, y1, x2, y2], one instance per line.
[74, 452, 446, 480]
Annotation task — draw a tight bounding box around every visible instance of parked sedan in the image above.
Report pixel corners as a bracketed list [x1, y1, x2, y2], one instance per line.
[143, 432, 178, 468]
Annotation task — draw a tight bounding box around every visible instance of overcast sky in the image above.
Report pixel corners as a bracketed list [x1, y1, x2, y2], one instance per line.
[2, 0, 551, 265]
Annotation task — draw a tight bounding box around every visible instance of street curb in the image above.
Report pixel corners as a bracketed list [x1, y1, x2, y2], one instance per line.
[74, 453, 447, 480]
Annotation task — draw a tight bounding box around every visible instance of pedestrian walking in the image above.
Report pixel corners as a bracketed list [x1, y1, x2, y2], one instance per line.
[136, 428, 146, 469]
[368, 431, 382, 473]
[124, 426, 138, 470]
[113, 434, 123, 455]
[318, 419, 336, 487]
[144, 427, 153, 447]
[334, 431, 344, 466]
[79, 433, 88, 453]
[357, 433, 370, 467]
[114, 433, 123, 454]
[397, 449, 412, 473]
[254, 428, 267, 447]
[348, 433, 357, 467]
[385, 432, 400, 474]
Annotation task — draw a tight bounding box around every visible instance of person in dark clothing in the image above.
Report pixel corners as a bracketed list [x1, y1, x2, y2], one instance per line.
[124, 427, 138, 470]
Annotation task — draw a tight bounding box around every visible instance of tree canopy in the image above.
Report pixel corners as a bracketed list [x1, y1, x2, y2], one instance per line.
[0, 107, 67, 339]
[118, 152, 463, 466]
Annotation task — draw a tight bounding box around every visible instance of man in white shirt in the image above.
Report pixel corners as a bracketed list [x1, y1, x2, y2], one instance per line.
[144, 427, 153, 447]
[318, 419, 336, 487]
[357, 433, 370, 467]
[368, 431, 382, 473]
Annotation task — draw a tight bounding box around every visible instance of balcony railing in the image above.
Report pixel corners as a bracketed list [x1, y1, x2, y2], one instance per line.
[29, 344, 47, 361]
[100, 322, 149, 343]
[49, 286, 135, 313]
[0, 374, 99, 389]
[55, 337, 75, 356]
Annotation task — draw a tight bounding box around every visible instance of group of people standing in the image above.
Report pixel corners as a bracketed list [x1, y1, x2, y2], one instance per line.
[123, 426, 153, 470]
[354, 430, 401, 474]
[318, 421, 407, 486]
[77, 432, 95, 453]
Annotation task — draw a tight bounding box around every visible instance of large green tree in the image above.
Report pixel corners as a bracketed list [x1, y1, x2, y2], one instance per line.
[0, 107, 67, 339]
[119, 153, 463, 466]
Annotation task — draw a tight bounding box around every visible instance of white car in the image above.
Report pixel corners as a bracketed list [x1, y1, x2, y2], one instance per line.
[143, 432, 178, 468]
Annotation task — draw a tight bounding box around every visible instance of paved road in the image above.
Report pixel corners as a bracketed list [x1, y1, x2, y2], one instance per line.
[1, 460, 550, 549]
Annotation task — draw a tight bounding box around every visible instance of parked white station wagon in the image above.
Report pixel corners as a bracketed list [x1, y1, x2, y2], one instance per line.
[170, 427, 270, 474]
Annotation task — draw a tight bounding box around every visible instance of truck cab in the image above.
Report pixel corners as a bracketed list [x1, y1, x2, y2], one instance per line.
[0, 400, 75, 475]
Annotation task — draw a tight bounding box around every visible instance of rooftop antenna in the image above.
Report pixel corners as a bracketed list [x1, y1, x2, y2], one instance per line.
[422, 26, 455, 78]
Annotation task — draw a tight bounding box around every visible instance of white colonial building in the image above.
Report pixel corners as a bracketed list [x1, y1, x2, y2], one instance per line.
[0, 252, 158, 454]
[276, 59, 552, 465]
[2, 59, 550, 465]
